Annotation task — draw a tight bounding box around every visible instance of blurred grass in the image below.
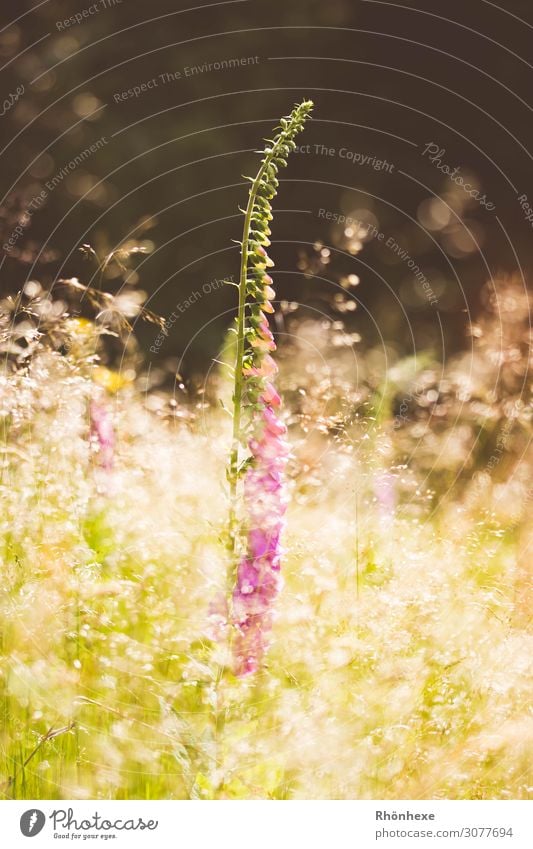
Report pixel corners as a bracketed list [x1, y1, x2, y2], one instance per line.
[0, 301, 532, 800]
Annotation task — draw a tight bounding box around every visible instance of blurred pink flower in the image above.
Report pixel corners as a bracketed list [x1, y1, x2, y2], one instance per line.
[90, 399, 114, 472]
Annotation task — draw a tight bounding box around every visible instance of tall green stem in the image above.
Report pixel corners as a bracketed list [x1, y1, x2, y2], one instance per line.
[228, 156, 272, 560]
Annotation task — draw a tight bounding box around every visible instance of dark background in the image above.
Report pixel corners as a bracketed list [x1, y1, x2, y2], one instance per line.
[1, 0, 532, 374]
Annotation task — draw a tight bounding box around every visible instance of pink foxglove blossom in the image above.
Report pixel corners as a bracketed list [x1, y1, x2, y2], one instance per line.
[227, 100, 313, 675]
[232, 282, 290, 675]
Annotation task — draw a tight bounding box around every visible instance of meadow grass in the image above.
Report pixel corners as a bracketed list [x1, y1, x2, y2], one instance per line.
[0, 315, 531, 799]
